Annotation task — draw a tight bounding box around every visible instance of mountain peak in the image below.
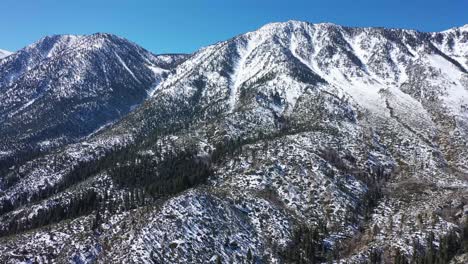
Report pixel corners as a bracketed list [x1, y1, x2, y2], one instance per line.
[0, 21, 467, 264]
[257, 20, 467, 37]
[0, 32, 188, 158]
[0, 49, 12, 59]
[0, 33, 153, 85]
[437, 24, 468, 33]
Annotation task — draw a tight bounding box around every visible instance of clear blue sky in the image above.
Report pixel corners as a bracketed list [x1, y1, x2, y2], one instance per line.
[1, 0, 467, 54]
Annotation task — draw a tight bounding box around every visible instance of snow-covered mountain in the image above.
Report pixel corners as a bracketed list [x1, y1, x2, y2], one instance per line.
[0, 49, 12, 59]
[0, 34, 188, 160]
[0, 21, 466, 263]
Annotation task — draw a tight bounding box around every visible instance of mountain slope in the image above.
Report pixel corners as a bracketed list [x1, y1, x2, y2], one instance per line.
[0, 34, 188, 160]
[0, 22, 466, 263]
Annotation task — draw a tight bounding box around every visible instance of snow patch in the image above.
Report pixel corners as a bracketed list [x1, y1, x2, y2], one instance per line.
[228, 37, 257, 113]
[114, 51, 141, 84]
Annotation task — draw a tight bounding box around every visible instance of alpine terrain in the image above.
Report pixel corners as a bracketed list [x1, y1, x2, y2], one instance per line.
[0, 49, 12, 59]
[0, 21, 467, 263]
[0, 34, 187, 166]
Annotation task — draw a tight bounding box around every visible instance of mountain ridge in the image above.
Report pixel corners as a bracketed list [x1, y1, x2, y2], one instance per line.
[0, 21, 466, 263]
[0, 33, 189, 160]
[0, 49, 12, 59]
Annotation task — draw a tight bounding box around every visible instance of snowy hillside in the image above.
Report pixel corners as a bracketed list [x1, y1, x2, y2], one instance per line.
[0, 21, 466, 263]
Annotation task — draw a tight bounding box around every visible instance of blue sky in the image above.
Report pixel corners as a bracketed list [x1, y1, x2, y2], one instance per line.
[1, 0, 467, 54]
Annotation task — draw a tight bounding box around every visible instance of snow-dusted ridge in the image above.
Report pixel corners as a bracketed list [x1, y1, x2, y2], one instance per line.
[0, 33, 188, 157]
[0, 49, 12, 59]
[0, 21, 466, 263]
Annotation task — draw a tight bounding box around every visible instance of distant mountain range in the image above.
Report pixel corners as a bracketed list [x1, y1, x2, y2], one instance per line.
[0, 21, 467, 263]
[0, 34, 188, 160]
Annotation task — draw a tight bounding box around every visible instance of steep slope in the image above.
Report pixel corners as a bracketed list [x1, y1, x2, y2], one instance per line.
[0, 49, 12, 59]
[0, 34, 188, 160]
[0, 22, 466, 263]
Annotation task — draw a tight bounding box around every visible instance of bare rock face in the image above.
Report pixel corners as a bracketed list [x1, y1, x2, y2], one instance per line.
[0, 21, 466, 263]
